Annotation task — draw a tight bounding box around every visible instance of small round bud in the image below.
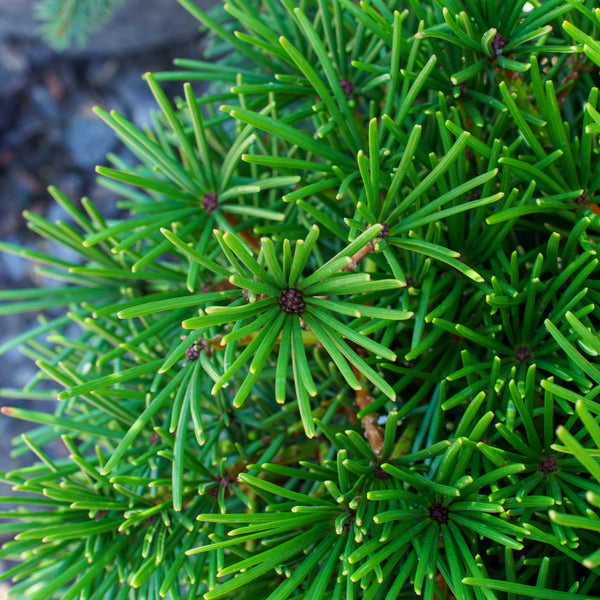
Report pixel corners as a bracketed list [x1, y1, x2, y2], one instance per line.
[515, 346, 530, 362]
[429, 503, 449, 524]
[491, 33, 509, 54]
[373, 466, 391, 480]
[278, 288, 305, 314]
[539, 455, 558, 475]
[340, 79, 354, 97]
[202, 193, 219, 213]
[186, 343, 200, 361]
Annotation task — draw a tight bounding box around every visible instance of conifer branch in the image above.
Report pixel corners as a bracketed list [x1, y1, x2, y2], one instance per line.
[3, 0, 600, 597]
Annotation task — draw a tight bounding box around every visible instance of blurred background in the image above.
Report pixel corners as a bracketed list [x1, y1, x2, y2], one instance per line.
[0, 0, 214, 590]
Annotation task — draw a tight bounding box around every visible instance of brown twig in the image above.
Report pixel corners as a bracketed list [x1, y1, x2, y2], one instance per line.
[351, 365, 385, 456]
[341, 223, 389, 273]
[341, 226, 392, 455]
[341, 241, 378, 272]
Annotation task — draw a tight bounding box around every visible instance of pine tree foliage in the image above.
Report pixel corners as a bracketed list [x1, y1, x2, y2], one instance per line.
[2, 0, 600, 598]
[34, 0, 125, 50]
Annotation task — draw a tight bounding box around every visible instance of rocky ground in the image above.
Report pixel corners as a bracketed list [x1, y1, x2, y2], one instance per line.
[0, 0, 214, 589]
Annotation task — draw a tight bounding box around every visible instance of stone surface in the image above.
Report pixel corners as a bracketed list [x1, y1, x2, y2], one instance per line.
[0, 41, 28, 98]
[114, 68, 158, 128]
[65, 110, 118, 169]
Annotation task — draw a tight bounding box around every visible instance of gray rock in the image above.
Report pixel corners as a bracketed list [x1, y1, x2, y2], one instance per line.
[114, 69, 157, 129]
[30, 84, 60, 120]
[53, 172, 85, 202]
[65, 111, 117, 170]
[0, 237, 31, 281]
[0, 41, 28, 98]
[44, 197, 74, 224]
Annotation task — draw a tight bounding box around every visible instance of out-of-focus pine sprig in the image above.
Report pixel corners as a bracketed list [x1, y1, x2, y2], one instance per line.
[34, 0, 126, 50]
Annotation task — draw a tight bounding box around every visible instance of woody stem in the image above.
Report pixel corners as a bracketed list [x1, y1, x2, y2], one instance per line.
[341, 240, 378, 272]
[351, 365, 385, 456]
